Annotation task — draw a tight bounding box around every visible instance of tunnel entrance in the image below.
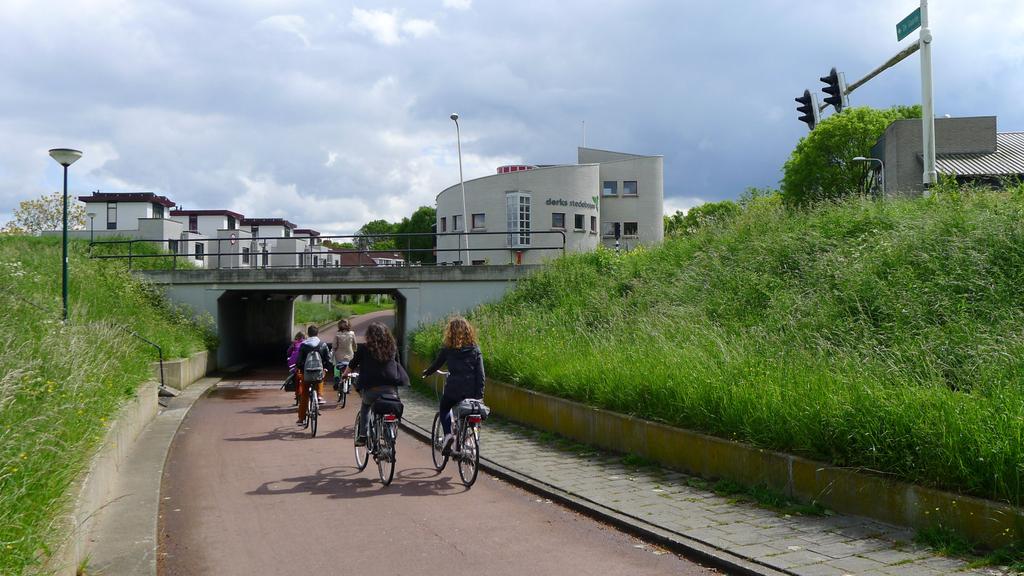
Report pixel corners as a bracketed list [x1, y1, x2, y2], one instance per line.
[217, 289, 405, 369]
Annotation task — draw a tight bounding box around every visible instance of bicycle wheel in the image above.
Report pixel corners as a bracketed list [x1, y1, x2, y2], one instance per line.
[377, 419, 396, 486]
[338, 379, 347, 408]
[354, 410, 368, 470]
[430, 412, 449, 471]
[309, 389, 319, 437]
[458, 425, 480, 487]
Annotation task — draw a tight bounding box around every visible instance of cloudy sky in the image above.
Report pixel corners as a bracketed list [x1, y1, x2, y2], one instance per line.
[2, 0, 1022, 234]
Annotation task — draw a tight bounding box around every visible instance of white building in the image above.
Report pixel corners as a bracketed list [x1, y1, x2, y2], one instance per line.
[435, 147, 663, 265]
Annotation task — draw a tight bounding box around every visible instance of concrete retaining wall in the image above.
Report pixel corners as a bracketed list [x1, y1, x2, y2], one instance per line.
[411, 355, 1024, 549]
[153, 350, 216, 390]
[44, 350, 213, 575]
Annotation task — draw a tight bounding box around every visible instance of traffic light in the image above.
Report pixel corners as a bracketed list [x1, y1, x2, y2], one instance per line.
[795, 89, 819, 131]
[820, 67, 849, 113]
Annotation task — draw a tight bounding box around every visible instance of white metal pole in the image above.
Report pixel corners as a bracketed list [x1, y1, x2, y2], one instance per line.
[453, 117, 470, 264]
[920, 0, 936, 186]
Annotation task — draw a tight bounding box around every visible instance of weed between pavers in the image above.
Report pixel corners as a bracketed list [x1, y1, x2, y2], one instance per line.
[916, 525, 1024, 572]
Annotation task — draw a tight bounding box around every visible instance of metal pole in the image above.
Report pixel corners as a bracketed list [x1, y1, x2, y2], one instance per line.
[89, 215, 94, 243]
[453, 117, 470, 265]
[61, 165, 69, 322]
[920, 0, 936, 186]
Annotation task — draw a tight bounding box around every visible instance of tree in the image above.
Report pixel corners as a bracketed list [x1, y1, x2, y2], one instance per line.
[664, 200, 741, 237]
[781, 105, 921, 207]
[394, 206, 436, 263]
[354, 219, 398, 250]
[1, 191, 87, 235]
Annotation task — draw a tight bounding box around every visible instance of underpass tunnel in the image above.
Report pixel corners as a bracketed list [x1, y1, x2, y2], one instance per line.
[217, 289, 405, 369]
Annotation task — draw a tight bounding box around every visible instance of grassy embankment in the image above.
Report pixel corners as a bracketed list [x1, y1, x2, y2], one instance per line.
[0, 236, 212, 575]
[293, 298, 395, 327]
[413, 189, 1024, 510]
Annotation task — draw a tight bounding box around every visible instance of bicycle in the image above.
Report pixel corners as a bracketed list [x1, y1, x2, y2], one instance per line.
[430, 371, 485, 487]
[334, 363, 353, 408]
[354, 393, 403, 485]
[301, 376, 321, 438]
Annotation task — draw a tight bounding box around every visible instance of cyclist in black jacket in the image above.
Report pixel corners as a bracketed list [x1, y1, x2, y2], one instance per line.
[421, 316, 485, 454]
[344, 322, 408, 446]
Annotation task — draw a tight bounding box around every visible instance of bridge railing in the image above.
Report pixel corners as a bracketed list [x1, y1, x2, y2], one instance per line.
[86, 231, 567, 271]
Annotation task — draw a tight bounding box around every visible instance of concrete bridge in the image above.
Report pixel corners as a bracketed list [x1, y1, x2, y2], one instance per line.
[141, 265, 540, 367]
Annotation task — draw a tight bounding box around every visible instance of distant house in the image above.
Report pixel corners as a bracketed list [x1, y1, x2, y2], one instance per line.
[871, 116, 1024, 195]
[335, 249, 406, 267]
[242, 218, 305, 268]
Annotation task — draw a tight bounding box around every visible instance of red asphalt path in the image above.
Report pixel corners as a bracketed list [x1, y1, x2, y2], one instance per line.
[158, 313, 718, 576]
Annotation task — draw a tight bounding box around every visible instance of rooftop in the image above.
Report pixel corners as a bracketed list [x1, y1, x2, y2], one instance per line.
[936, 132, 1024, 177]
[78, 192, 176, 208]
[170, 209, 245, 220]
[240, 217, 298, 229]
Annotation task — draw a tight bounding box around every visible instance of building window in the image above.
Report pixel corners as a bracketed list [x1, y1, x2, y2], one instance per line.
[602, 221, 619, 238]
[313, 256, 319, 267]
[623, 222, 639, 237]
[506, 191, 531, 247]
[194, 243, 205, 261]
[242, 247, 250, 264]
[189, 215, 198, 233]
[252, 226, 259, 237]
[106, 203, 117, 230]
[262, 249, 269, 267]
[440, 217, 447, 232]
[574, 214, 585, 231]
[602, 181, 618, 197]
[284, 228, 291, 238]
[453, 214, 463, 231]
[153, 204, 164, 219]
[168, 239, 179, 253]
[623, 181, 638, 196]
[590, 216, 597, 233]
[228, 217, 236, 230]
[551, 212, 565, 229]
[472, 213, 485, 230]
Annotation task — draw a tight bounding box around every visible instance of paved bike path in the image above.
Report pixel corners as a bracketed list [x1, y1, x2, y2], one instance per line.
[399, 386, 1009, 576]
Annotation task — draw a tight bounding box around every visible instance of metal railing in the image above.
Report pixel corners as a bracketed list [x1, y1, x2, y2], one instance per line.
[86, 230, 567, 271]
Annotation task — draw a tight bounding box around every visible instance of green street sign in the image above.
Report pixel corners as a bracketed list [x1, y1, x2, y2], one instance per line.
[897, 7, 922, 41]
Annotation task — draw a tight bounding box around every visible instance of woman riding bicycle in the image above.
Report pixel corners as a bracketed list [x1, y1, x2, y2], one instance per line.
[343, 322, 408, 446]
[421, 316, 485, 454]
[332, 318, 357, 390]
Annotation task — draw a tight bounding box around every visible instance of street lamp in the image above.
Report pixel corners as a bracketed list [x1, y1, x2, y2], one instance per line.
[49, 148, 83, 322]
[86, 211, 96, 243]
[450, 113, 471, 265]
[852, 156, 885, 197]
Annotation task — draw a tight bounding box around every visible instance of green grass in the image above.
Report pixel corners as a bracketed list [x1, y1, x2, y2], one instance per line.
[0, 236, 212, 575]
[412, 188, 1024, 512]
[293, 298, 395, 327]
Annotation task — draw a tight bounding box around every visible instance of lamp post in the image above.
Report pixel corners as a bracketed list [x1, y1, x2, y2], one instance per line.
[450, 113, 470, 265]
[49, 148, 83, 323]
[86, 211, 96, 243]
[852, 156, 885, 197]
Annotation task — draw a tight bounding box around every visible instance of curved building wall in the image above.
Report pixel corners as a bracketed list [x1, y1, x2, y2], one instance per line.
[579, 148, 664, 250]
[436, 164, 600, 265]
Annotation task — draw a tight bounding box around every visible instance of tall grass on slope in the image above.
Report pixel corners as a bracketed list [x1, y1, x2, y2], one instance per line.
[413, 190, 1024, 506]
[0, 236, 211, 575]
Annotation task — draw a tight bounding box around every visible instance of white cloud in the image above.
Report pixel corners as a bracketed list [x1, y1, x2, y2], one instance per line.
[402, 18, 439, 39]
[663, 196, 705, 216]
[324, 151, 338, 167]
[257, 14, 311, 48]
[443, 0, 472, 10]
[350, 7, 438, 45]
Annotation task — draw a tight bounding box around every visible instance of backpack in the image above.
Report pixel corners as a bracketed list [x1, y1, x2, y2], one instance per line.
[303, 344, 325, 384]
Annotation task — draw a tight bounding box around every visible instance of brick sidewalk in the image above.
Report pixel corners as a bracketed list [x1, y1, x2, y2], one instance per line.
[400, 388, 1009, 576]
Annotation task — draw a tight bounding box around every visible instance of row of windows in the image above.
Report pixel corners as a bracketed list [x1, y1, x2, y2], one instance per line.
[602, 180, 638, 197]
[550, 212, 597, 233]
[188, 215, 238, 233]
[603, 221, 638, 238]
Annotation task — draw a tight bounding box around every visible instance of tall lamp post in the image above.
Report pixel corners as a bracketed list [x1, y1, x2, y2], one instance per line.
[852, 156, 885, 197]
[49, 148, 83, 323]
[450, 113, 470, 265]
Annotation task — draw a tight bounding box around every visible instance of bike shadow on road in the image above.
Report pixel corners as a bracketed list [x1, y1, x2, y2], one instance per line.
[247, 466, 469, 498]
[240, 403, 298, 416]
[223, 425, 316, 442]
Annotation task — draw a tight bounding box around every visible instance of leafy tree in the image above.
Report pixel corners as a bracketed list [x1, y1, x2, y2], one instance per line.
[664, 200, 741, 237]
[1, 192, 88, 235]
[781, 105, 921, 207]
[394, 206, 436, 263]
[354, 219, 398, 250]
[322, 240, 355, 250]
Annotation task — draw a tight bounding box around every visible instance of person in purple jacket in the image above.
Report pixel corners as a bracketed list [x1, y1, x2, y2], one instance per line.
[286, 331, 304, 406]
